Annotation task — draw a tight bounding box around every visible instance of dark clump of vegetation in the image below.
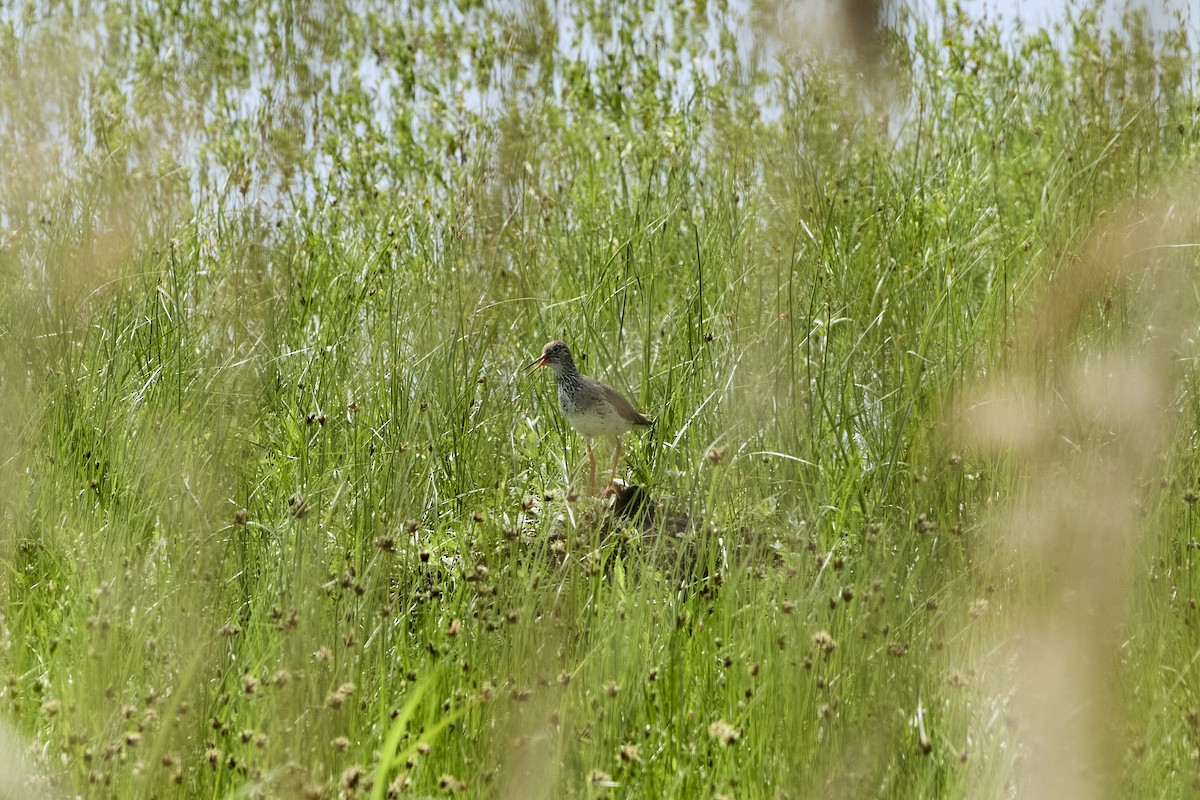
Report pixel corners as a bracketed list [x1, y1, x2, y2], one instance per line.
[0, 0, 1197, 797]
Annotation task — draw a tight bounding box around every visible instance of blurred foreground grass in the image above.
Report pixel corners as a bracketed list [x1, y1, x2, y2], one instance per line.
[1, 1, 1199, 797]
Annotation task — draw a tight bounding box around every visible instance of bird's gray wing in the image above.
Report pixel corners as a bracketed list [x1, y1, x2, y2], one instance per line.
[601, 383, 653, 426]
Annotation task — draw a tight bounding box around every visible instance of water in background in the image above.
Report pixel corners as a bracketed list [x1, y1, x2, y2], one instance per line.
[0, 0, 1193, 226]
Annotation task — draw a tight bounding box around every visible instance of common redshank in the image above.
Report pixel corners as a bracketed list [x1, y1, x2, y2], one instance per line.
[526, 340, 652, 494]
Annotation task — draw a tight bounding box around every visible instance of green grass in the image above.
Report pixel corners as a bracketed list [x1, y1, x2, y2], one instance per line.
[1, 0, 1199, 797]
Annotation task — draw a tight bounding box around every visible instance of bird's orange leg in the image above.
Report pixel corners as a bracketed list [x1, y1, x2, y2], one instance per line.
[586, 438, 597, 495]
[606, 437, 622, 493]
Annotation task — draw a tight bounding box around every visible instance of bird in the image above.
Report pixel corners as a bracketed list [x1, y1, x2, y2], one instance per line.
[525, 340, 652, 494]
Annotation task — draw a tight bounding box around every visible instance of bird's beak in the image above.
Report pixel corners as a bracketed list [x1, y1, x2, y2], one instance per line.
[524, 356, 548, 371]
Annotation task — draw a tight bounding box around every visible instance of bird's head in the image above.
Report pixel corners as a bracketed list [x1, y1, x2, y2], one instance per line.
[525, 340, 575, 374]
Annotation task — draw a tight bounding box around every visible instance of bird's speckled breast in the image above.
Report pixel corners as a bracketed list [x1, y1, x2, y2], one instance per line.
[559, 381, 631, 438]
